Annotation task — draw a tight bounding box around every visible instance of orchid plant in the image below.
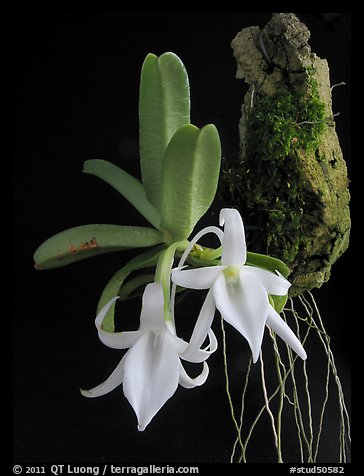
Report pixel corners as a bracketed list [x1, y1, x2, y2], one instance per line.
[34, 52, 306, 433]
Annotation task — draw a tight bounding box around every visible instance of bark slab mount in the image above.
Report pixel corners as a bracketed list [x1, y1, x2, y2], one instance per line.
[221, 13, 351, 296]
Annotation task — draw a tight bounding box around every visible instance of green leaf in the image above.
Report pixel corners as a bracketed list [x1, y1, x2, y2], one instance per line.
[248, 252, 290, 314]
[97, 245, 166, 331]
[160, 124, 221, 241]
[118, 274, 155, 301]
[269, 294, 288, 314]
[139, 52, 190, 210]
[83, 159, 161, 230]
[34, 224, 165, 270]
[246, 251, 290, 278]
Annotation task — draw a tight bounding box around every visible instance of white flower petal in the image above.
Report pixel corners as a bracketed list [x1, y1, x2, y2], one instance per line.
[171, 335, 188, 354]
[95, 297, 142, 349]
[179, 362, 209, 389]
[203, 329, 218, 353]
[180, 329, 218, 363]
[266, 305, 307, 360]
[95, 296, 119, 329]
[178, 288, 216, 361]
[242, 266, 291, 296]
[98, 329, 143, 350]
[213, 272, 268, 363]
[139, 282, 166, 332]
[219, 208, 247, 266]
[80, 357, 125, 398]
[171, 266, 223, 290]
[123, 331, 180, 431]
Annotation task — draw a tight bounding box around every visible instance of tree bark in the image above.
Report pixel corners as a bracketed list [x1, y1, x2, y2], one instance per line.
[221, 13, 351, 296]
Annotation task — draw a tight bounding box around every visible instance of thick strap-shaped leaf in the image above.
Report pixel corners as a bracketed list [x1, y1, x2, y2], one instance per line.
[246, 251, 290, 278]
[34, 224, 165, 270]
[97, 245, 166, 331]
[160, 124, 221, 241]
[83, 159, 161, 230]
[139, 52, 190, 210]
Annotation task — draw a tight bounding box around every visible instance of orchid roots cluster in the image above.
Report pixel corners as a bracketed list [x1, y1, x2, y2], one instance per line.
[34, 53, 307, 433]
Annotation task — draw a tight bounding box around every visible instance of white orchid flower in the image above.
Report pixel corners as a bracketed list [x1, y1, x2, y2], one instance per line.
[172, 208, 307, 363]
[81, 282, 217, 431]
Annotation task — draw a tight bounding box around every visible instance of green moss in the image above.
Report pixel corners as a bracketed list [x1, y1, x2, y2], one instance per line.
[247, 78, 326, 161]
[223, 75, 327, 269]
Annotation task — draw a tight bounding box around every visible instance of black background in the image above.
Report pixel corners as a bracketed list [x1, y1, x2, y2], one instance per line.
[13, 12, 351, 464]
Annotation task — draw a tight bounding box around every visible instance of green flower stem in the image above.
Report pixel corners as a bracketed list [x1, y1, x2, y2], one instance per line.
[98, 244, 166, 332]
[155, 241, 188, 325]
